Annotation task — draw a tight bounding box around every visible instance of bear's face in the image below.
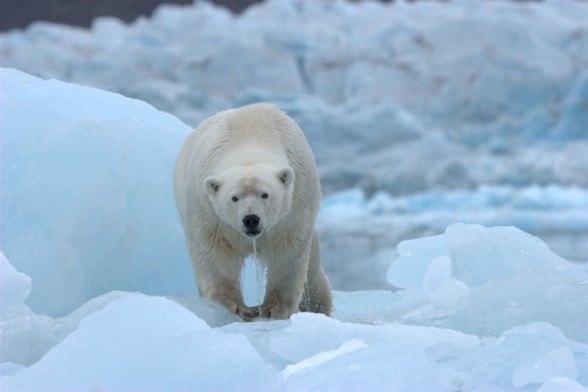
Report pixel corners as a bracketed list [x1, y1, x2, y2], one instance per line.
[204, 164, 294, 238]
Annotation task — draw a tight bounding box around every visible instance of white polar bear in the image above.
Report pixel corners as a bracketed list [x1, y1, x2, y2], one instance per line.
[174, 103, 332, 320]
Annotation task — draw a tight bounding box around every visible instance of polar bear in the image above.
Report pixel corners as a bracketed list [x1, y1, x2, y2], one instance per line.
[174, 103, 332, 320]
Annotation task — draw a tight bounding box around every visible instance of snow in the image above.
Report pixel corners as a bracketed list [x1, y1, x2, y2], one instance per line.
[2, 0, 588, 390]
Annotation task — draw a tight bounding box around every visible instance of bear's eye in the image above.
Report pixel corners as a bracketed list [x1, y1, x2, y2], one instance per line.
[261, 193, 269, 199]
[231, 196, 239, 202]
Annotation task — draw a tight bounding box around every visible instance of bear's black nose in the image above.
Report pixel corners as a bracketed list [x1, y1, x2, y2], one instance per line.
[242, 214, 260, 228]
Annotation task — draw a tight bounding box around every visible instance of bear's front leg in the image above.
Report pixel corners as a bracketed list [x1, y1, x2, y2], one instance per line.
[191, 242, 258, 321]
[259, 288, 301, 319]
[208, 287, 259, 321]
[259, 241, 310, 319]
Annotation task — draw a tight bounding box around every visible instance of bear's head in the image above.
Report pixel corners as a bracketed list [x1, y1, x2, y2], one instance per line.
[204, 164, 295, 238]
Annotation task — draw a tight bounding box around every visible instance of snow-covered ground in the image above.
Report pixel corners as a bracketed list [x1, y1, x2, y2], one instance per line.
[2, 0, 588, 390]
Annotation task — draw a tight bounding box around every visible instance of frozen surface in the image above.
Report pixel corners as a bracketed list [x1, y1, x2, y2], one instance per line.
[512, 347, 577, 388]
[384, 223, 588, 344]
[388, 224, 574, 289]
[0, 252, 32, 320]
[3, 294, 279, 392]
[1, 68, 194, 316]
[1, 69, 588, 391]
[2, 25, 588, 390]
[2, 246, 588, 391]
[282, 339, 369, 379]
[318, 186, 588, 290]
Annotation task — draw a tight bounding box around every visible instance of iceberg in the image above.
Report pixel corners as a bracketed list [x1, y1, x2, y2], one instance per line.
[388, 223, 576, 289]
[1, 68, 194, 316]
[319, 186, 588, 291]
[385, 223, 588, 343]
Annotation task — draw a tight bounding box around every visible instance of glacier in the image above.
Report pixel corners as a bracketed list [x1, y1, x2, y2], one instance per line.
[2, 0, 588, 390]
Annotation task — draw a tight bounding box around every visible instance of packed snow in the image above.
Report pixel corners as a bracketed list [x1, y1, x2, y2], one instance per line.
[2, 0, 588, 390]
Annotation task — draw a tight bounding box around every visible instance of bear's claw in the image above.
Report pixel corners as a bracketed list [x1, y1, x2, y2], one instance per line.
[235, 305, 260, 321]
[258, 303, 296, 320]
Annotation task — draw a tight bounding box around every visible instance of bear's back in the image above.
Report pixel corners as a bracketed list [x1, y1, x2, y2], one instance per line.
[197, 103, 308, 171]
[223, 103, 292, 151]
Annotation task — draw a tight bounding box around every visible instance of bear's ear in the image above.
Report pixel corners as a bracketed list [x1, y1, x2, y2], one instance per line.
[277, 167, 295, 187]
[203, 176, 222, 196]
